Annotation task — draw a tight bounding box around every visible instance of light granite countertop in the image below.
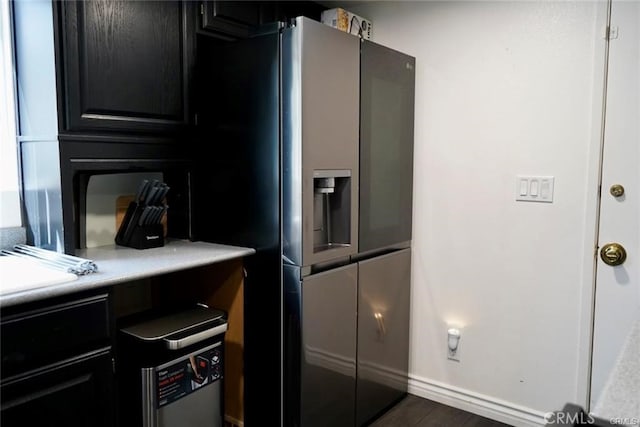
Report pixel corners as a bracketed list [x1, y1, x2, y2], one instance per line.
[0, 240, 254, 308]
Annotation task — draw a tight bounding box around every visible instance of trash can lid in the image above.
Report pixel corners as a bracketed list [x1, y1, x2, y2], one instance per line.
[121, 306, 226, 342]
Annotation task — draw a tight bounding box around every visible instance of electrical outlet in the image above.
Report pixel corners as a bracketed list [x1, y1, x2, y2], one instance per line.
[447, 328, 461, 362]
[448, 347, 460, 362]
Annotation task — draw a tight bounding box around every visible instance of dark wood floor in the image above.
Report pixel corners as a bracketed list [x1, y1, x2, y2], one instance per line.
[371, 395, 512, 427]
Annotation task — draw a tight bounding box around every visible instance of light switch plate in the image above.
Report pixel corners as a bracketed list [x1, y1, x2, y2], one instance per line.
[516, 176, 554, 203]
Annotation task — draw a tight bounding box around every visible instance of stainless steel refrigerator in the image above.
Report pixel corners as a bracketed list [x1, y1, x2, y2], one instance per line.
[195, 16, 414, 427]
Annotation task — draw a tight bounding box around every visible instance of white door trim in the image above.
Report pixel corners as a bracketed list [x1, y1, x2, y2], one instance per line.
[577, 0, 612, 411]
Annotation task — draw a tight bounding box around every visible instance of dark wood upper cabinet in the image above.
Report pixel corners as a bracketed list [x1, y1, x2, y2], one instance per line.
[57, 1, 195, 134]
[199, 1, 325, 39]
[200, 1, 260, 39]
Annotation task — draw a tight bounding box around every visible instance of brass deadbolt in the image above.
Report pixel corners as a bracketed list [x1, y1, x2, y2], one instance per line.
[610, 184, 625, 197]
[600, 243, 627, 266]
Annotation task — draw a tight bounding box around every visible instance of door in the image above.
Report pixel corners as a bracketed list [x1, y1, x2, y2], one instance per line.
[200, 1, 260, 39]
[300, 264, 357, 427]
[282, 17, 360, 267]
[58, 0, 194, 134]
[359, 41, 415, 254]
[589, 0, 640, 418]
[357, 249, 411, 426]
[0, 351, 114, 427]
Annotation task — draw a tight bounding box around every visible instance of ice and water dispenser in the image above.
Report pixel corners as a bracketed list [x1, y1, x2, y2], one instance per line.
[313, 169, 352, 253]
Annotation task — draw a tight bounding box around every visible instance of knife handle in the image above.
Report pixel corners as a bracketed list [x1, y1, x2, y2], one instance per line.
[138, 206, 152, 226]
[135, 179, 149, 204]
[116, 202, 145, 246]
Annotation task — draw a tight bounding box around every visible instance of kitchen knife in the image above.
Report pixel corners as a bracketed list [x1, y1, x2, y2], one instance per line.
[156, 184, 170, 205]
[145, 187, 159, 207]
[140, 181, 154, 205]
[120, 203, 145, 245]
[157, 206, 167, 224]
[138, 206, 152, 226]
[150, 180, 161, 200]
[148, 182, 164, 205]
[135, 180, 149, 204]
[149, 206, 161, 224]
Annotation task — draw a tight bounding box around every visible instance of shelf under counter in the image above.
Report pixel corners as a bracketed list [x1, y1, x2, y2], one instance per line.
[0, 240, 255, 308]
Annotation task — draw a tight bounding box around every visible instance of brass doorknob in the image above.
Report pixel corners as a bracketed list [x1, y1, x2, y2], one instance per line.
[610, 184, 625, 197]
[600, 243, 627, 266]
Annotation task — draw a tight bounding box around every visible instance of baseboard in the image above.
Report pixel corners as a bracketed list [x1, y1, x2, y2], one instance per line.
[408, 374, 548, 427]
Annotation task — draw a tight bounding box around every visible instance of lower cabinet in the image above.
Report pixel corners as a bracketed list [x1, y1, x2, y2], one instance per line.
[0, 260, 246, 427]
[0, 350, 114, 427]
[0, 292, 114, 427]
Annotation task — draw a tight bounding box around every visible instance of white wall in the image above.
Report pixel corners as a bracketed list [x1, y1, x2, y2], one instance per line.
[346, 1, 608, 424]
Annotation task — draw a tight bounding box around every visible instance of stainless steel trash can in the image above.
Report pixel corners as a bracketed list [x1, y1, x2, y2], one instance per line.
[118, 306, 227, 427]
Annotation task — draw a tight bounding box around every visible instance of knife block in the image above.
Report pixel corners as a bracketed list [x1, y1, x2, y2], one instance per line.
[115, 201, 165, 249]
[116, 195, 167, 236]
[126, 224, 164, 249]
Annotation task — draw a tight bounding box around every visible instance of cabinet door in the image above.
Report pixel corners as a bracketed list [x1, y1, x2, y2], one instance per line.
[356, 249, 411, 426]
[1, 350, 114, 427]
[200, 1, 326, 39]
[200, 1, 260, 39]
[59, 1, 194, 134]
[1, 293, 110, 378]
[301, 264, 357, 427]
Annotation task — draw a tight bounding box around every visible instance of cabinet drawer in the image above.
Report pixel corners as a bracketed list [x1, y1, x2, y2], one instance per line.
[1, 295, 110, 378]
[1, 350, 114, 427]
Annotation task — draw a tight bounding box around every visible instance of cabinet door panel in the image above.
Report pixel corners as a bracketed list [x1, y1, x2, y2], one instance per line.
[211, 1, 259, 25]
[60, 1, 192, 133]
[357, 249, 411, 425]
[200, 1, 259, 39]
[1, 351, 114, 427]
[1, 294, 110, 378]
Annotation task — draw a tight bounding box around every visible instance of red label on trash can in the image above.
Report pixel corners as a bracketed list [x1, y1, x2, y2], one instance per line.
[156, 347, 223, 408]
